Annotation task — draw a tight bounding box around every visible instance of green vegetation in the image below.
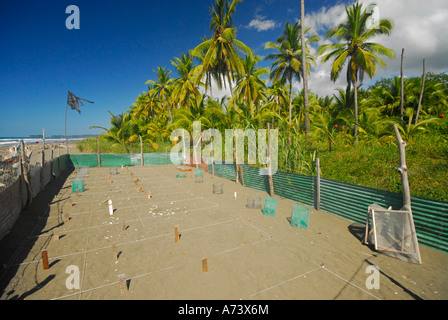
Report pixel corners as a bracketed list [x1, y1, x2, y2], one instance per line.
[84, 0, 448, 201]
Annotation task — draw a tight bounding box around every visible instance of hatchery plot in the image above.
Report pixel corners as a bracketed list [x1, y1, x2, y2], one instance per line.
[1, 164, 448, 301]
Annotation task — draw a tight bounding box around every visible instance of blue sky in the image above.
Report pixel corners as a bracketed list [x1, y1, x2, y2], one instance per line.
[1, 0, 447, 137]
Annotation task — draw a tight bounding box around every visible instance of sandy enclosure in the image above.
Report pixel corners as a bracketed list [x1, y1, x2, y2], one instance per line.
[0, 164, 447, 300]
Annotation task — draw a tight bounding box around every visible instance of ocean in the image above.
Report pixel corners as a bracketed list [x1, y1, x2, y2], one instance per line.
[0, 136, 93, 148]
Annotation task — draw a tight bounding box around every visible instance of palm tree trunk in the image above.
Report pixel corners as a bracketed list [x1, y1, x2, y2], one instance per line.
[301, 0, 310, 138]
[354, 75, 359, 145]
[227, 72, 236, 111]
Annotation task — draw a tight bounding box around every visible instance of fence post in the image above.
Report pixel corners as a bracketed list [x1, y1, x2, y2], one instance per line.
[140, 135, 143, 166]
[50, 147, 54, 180]
[97, 137, 101, 168]
[41, 128, 45, 188]
[211, 143, 215, 176]
[20, 140, 33, 208]
[58, 144, 61, 176]
[316, 158, 321, 211]
[267, 123, 274, 196]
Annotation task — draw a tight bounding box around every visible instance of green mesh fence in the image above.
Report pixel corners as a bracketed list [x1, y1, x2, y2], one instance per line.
[68, 153, 179, 168]
[69, 154, 99, 167]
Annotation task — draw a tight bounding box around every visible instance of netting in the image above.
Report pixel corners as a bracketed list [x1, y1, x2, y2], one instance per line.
[365, 203, 422, 264]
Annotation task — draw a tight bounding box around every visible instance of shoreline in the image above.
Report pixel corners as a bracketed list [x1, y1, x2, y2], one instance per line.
[0, 141, 82, 164]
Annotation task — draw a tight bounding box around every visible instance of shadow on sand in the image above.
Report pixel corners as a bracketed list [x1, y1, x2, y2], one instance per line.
[0, 168, 74, 300]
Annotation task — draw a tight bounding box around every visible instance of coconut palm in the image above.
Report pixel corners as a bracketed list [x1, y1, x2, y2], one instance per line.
[131, 87, 161, 121]
[233, 55, 269, 116]
[170, 93, 212, 133]
[318, 1, 394, 143]
[171, 52, 201, 108]
[265, 21, 319, 125]
[192, 0, 252, 103]
[146, 67, 174, 121]
[300, 0, 311, 137]
[90, 111, 133, 153]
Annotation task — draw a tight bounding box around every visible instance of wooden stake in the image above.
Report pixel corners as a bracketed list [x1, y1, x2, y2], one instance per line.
[174, 225, 180, 243]
[42, 250, 49, 270]
[63, 212, 70, 223]
[139, 187, 143, 193]
[52, 227, 60, 242]
[118, 274, 128, 294]
[122, 221, 126, 232]
[393, 123, 422, 264]
[400, 48, 405, 120]
[108, 199, 114, 216]
[202, 257, 208, 273]
[415, 58, 427, 125]
[108, 173, 111, 180]
[68, 199, 73, 207]
[75, 189, 79, 197]
[147, 191, 151, 199]
[316, 158, 321, 211]
[134, 179, 139, 185]
[112, 244, 118, 261]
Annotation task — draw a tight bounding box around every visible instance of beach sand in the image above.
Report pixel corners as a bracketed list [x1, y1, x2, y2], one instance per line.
[0, 156, 447, 300]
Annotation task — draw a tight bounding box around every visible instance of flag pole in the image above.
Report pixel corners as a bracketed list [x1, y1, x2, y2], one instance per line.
[65, 101, 69, 155]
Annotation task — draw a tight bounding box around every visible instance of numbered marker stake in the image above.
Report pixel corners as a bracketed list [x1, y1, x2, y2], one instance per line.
[42, 250, 49, 270]
[108, 199, 114, 215]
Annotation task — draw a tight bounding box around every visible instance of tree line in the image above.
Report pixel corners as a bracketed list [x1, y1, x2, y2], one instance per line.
[90, 0, 447, 175]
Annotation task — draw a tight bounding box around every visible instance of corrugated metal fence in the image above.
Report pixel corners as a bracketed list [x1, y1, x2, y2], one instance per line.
[209, 162, 448, 254]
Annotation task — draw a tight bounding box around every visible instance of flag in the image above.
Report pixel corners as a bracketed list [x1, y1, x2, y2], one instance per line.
[67, 91, 94, 114]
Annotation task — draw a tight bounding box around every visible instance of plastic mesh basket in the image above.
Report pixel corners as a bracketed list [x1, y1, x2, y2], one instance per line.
[246, 197, 262, 209]
[263, 197, 278, 216]
[72, 179, 84, 193]
[212, 183, 223, 194]
[290, 204, 310, 229]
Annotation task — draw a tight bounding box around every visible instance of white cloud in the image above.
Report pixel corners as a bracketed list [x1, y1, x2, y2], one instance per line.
[198, 77, 233, 101]
[247, 16, 278, 32]
[301, 0, 448, 97]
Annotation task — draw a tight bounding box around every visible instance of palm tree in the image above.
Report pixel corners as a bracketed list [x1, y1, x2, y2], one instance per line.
[171, 52, 201, 108]
[265, 21, 318, 125]
[233, 55, 269, 116]
[131, 88, 161, 121]
[192, 0, 252, 104]
[318, 1, 394, 144]
[265, 80, 290, 125]
[170, 93, 212, 133]
[90, 111, 133, 153]
[300, 0, 311, 137]
[146, 67, 174, 121]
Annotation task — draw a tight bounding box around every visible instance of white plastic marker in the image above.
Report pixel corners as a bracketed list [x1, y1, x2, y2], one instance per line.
[108, 199, 114, 215]
[234, 192, 237, 199]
